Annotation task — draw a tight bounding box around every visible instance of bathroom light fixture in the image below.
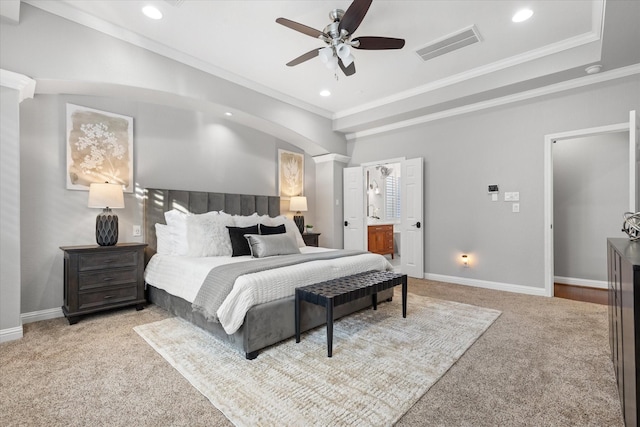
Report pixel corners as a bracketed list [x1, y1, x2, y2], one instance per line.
[320, 90, 331, 97]
[462, 254, 469, 267]
[142, 5, 163, 20]
[512, 9, 533, 23]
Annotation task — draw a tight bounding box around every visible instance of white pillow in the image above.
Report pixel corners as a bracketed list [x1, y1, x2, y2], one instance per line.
[155, 224, 174, 255]
[232, 212, 260, 227]
[185, 211, 234, 257]
[245, 234, 300, 258]
[164, 209, 190, 256]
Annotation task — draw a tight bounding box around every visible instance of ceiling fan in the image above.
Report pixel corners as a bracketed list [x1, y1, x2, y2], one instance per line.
[276, 0, 405, 76]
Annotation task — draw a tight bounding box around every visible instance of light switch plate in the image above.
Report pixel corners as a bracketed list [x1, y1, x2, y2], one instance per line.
[505, 192, 520, 201]
[512, 203, 520, 213]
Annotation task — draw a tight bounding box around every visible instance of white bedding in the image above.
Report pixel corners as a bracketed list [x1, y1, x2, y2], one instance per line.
[144, 247, 393, 334]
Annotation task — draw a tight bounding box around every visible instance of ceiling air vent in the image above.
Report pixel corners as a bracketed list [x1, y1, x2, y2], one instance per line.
[416, 25, 482, 62]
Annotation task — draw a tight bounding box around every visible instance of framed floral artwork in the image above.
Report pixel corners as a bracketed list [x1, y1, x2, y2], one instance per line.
[278, 149, 304, 198]
[66, 104, 134, 192]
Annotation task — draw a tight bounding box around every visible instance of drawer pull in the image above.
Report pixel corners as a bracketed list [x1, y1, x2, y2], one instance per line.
[103, 295, 114, 299]
[103, 259, 115, 263]
[102, 277, 114, 282]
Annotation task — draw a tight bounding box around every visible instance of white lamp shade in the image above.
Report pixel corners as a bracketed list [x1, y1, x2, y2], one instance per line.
[289, 196, 308, 212]
[88, 183, 125, 209]
[318, 46, 333, 63]
[336, 43, 350, 59]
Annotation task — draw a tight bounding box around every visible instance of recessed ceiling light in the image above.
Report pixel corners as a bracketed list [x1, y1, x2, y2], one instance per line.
[512, 9, 533, 23]
[142, 5, 163, 20]
[320, 90, 331, 97]
[224, 112, 233, 116]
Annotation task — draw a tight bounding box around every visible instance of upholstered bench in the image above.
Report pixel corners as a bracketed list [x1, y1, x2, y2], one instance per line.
[295, 270, 408, 357]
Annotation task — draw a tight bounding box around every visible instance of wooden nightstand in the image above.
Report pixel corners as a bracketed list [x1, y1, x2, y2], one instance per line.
[60, 243, 147, 324]
[302, 232, 321, 247]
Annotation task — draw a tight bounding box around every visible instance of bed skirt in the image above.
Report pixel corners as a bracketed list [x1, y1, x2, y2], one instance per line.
[147, 285, 394, 359]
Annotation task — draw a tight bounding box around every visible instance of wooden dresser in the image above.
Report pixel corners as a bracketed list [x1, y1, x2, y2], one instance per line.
[368, 224, 394, 258]
[60, 243, 147, 324]
[608, 238, 639, 427]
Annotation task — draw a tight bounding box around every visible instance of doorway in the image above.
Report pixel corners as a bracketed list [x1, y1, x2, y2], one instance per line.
[344, 157, 424, 278]
[543, 111, 638, 297]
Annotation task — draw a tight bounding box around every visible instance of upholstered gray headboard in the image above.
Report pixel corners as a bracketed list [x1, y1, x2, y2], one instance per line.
[144, 188, 280, 263]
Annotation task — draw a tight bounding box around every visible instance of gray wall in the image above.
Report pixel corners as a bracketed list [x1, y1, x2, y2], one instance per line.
[348, 76, 640, 290]
[19, 94, 315, 314]
[1, 86, 21, 334]
[553, 133, 629, 282]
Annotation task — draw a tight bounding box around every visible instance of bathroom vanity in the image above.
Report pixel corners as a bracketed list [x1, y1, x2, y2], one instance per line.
[368, 224, 394, 258]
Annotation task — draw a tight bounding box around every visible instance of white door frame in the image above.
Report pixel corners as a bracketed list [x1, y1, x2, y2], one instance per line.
[543, 115, 636, 297]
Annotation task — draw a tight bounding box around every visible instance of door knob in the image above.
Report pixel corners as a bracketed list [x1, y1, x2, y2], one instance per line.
[413, 221, 421, 229]
[344, 221, 349, 227]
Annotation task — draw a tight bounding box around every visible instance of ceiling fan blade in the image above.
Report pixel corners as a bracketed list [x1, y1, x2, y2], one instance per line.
[276, 17, 327, 39]
[352, 36, 405, 50]
[339, 59, 356, 76]
[338, 0, 372, 35]
[286, 49, 321, 67]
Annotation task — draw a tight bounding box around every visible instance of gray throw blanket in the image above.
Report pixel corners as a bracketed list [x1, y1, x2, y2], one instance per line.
[192, 250, 367, 323]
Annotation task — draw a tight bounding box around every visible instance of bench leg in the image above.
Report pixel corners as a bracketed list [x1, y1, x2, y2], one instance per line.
[372, 293, 378, 310]
[327, 301, 334, 357]
[295, 290, 301, 343]
[402, 276, 408, 318]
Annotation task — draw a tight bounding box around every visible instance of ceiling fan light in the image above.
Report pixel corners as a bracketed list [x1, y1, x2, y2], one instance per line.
[341, 54, 354, 68]
[319, 46, 334, 63]
[336, 43, 351, 60]
[325, 56, 338, 70]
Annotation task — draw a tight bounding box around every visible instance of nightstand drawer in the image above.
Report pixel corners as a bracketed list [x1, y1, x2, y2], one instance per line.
[78, 284, 138, 310]
[78, 250, 138, 271]
[78, 268, 138, 291]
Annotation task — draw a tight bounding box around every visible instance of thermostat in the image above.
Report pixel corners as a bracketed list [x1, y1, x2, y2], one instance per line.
[488, 185, 499, 193]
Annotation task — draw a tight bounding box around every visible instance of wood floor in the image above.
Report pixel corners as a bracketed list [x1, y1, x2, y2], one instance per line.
[554, 283, 607, 305]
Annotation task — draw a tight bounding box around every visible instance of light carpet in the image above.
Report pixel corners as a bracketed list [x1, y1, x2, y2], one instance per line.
[134, 294, 501, 426]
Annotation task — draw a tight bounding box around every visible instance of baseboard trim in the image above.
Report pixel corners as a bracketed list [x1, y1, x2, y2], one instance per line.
[553, 276, 607, 289]
[0, 325, 23, 343]
[21, 307, 64, 324]
[424, 273, 548, 297]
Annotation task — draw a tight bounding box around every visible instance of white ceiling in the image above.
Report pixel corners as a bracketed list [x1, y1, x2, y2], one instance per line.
[23, 0, 640, 127]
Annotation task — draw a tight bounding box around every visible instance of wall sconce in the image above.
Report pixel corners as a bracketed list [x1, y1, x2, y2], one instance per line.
[369, 179, 380, 195]
[461, 254, 469, 267]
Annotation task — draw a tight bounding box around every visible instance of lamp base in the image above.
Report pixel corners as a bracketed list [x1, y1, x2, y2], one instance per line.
[96, 209, 119, 246]
[293, 214, 305, 235]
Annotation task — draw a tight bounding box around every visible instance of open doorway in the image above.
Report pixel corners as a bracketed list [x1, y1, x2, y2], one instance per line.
[552, 132, 629, 303]
[344, 157, 424, 278]
[364, 162, 402, 268]
[544, 111, 638, 297]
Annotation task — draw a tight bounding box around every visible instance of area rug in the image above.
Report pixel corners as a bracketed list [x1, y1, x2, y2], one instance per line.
[134, 294, 501, 426]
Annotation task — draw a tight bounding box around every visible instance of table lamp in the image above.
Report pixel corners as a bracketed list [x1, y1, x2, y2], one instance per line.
[289, 196, 307, 234]
[88, 182, 124, 246]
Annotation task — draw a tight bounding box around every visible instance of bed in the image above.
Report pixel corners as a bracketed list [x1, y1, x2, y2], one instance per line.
[143, 188, 394, 359]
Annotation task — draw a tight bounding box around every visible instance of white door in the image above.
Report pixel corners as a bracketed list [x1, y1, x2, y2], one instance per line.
[630, 110, 638, 211]
[401, 158, 424, 278]
[343, 166, 365, 250]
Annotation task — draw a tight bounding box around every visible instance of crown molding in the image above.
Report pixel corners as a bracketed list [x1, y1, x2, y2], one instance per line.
[312, 153, 351, 164]
[335, 0, 605, 120]
[346, 63, 640, 140]
[0, 69, 36, 102]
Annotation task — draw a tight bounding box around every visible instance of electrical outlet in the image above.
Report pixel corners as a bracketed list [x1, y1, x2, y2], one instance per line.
[512, 203, 520, 213]
[133, 225, 141, 236]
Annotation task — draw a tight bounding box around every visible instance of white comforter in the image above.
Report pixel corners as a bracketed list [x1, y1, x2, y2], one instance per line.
[144, 247, 393, 334]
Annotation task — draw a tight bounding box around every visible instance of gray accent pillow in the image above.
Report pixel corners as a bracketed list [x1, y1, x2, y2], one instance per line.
[245, 234, 301, 258]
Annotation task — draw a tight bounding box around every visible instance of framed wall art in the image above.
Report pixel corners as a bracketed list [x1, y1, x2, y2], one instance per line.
[278, 149, 304, 198]
[66, 103, 134, 192]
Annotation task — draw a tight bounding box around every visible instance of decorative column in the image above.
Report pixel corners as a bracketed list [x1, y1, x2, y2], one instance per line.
[313, 153, 350, 249]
